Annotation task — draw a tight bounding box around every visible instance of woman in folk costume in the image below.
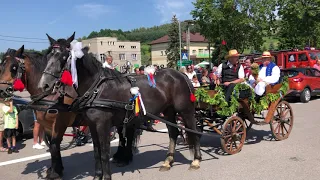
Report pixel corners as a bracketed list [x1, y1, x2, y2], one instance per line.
[254, 51, 281, 96]
[216, 49, 245, 103]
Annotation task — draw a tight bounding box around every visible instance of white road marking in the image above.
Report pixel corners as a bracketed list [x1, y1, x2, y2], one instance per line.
[0, 139, 120, 167]
[0, 153, 50, 167]
[157, 128, 168, 132]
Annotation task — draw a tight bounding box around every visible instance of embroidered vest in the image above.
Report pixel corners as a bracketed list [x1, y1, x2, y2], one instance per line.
[259, 62, 278, 85]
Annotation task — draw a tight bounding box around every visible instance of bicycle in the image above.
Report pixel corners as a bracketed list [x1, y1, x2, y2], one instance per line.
[44, 126, 117, 151]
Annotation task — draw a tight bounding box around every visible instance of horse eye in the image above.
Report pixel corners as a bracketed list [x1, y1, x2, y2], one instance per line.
[63, 56, 67, 60]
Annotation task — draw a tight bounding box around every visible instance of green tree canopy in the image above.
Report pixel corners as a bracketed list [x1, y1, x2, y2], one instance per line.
[165, 15, 181, 68]
[191, 0, 277, 53]
[278, 0, 320, 49]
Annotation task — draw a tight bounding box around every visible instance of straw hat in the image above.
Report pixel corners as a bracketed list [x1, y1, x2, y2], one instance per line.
[225, 49, 240, 59]
[261, 51, 272, 58]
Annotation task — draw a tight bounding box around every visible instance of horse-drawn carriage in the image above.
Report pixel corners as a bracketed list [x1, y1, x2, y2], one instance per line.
[194, 79, 293, 154]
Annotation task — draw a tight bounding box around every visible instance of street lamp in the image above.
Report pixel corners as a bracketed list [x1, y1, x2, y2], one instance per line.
[178, 21, 182, 68]
[185, 20, 195, 63]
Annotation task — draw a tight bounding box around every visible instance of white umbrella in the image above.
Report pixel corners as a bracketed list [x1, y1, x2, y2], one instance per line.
[195, 61, 210, 68]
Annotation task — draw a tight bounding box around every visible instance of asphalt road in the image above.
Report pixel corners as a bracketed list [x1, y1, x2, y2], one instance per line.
[1, 97, 320, 180]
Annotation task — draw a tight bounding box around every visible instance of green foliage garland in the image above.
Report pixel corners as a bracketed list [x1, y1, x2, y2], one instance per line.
[195, 77, 289, 117]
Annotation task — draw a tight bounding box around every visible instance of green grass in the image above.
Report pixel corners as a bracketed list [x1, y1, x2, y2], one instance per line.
[243, 36, 280, 54]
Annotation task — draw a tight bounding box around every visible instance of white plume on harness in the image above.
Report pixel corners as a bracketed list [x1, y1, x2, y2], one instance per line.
[69, 40, 84, 88]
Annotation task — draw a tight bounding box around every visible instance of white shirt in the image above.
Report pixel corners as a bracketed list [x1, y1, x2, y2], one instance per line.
[103, 62, 114, 69]
[216, 61, 245, 79]
[258, 65, 280, 84]
[185, 71, 197, 80]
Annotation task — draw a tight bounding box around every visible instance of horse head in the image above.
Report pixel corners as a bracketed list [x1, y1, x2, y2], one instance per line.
[38, 32, 75, 92]
[0, 45, 26, 98]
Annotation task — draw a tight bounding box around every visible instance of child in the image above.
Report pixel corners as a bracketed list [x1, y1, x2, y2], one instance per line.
[3, 99, 19, 154]
[0, 101, 6, 152]
[192, 75, 200, 87]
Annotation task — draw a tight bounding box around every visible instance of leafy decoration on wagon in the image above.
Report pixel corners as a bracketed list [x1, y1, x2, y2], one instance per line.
[195, 76, 289, 117]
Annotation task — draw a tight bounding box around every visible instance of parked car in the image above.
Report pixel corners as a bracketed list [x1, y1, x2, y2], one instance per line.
[12, 97, 35, 137]
[282, 68, 320, 103]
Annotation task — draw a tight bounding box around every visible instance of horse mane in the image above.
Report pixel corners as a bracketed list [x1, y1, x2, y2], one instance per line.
[81, 47, 123, 81]
[23, 52, 47, 71]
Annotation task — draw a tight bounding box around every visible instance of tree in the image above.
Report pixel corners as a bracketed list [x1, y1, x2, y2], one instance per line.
[269, 42, 275, 51]
[191, 0, 277, 53]
[165, 15, 180, 68]
[278, 0, 320, 49]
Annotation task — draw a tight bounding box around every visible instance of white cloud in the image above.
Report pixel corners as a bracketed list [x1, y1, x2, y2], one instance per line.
[154, 0, 195, 23]
[75, 3, 112, 19]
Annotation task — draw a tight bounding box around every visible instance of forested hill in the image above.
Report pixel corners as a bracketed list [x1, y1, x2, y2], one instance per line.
[82, 24, 172, 44]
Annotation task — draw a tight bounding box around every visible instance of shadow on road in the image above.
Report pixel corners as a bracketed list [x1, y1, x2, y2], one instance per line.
[21, 143, 217, 179]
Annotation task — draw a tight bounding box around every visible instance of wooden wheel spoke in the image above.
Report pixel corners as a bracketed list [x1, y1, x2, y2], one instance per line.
[283, 124, 289, 134]
[228, 140, 233, 151]
[232, 120, 237, 132]
[284, 120, 292, 126]
[233, 141, 238, 150]
[274, 122, 280, 132]
[280, 124, 284, 137]
[277, 123, 281, 135]
[282, 109, 290, 118]
[237, 132, 244, 135]
[224, 135, 232, 139]
[235, 124, 243, 132]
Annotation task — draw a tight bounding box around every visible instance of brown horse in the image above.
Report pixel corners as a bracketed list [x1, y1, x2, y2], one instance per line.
[38, 33, 201, 180]
[0, 44, 141, 179]
[0, 46, 81, 179]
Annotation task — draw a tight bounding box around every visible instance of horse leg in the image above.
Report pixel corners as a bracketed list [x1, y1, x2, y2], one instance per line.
[120, 126, 136, 166]
[112, 126, 126, 165]
[159, 109, 179, 172]
[45, 130, 65, 180]
[181, 112, 202, 170]
[88, 122, 103, 180]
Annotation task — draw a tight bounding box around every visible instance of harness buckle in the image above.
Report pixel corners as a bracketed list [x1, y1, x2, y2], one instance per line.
[93, 89, 99, 94]
[125, 104, 134, 110]
[123, 118, 129, 124]
[47, 109, 59, 114]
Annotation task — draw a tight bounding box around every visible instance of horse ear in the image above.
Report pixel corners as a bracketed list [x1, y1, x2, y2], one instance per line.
[15, 45, 24, 58]
[46, 34, 56, 45]
[67, 32, 75, 43]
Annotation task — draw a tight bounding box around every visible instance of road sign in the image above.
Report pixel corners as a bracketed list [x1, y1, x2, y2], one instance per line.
[177, 60, 192, 66]
[182, 53, 188, 60]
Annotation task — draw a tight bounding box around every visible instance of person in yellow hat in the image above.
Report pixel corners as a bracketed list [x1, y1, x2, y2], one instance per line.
[254, 51, 281, 96]
[216, 49, 245, 102]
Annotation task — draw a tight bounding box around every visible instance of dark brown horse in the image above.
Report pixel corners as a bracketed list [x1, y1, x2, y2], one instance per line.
[38, 33, 201, 180]
[0, 44, 140, 179]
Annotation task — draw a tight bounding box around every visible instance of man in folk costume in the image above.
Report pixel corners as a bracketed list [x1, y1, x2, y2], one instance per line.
[216, 49, 245, 102]
[254, 51, 281, 96]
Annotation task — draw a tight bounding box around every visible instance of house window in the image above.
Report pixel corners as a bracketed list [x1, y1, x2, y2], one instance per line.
[198, 49, 204, 54]
[119, 54, 126, 60]
[108, 41, 110, 45]
[131, 46, 137, 49]
[113, 42, 115, 45]
[131, 54, 137, 60]
[100, 54, 105, 62]
[161, 51, 164, 56]
[192, 50, 197, 55]
[100, 41, 103, 46]
[119, 45, 125, 49]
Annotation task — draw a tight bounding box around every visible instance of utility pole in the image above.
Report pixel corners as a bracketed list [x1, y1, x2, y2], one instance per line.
[179, 21, 182, 68]
[187, 24, 190, 62]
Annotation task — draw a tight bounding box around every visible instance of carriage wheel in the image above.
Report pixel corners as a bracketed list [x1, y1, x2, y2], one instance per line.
[221, 116, 246, 155]
[270, 101, 294, 141]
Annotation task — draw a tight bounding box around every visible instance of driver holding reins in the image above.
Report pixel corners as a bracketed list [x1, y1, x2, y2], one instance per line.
[216, 49, 245, 103]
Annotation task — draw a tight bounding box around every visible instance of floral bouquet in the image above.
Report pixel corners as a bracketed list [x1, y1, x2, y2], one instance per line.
[251, 63, 260, 80]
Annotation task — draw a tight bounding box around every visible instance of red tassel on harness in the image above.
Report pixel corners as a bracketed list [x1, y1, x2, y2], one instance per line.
[60, 70, 73, 86]
[190, 93, 196, 102]
[13, 79, 25, 92]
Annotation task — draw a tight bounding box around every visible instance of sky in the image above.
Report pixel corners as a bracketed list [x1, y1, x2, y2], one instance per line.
[0, 0, 195, 52]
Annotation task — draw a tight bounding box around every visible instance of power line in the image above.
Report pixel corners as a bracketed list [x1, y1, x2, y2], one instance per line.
[0, 34, 47, 41]
[0, 38, 47, 44]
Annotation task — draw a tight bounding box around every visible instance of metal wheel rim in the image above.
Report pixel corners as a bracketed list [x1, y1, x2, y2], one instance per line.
[305, 89, 311, 101]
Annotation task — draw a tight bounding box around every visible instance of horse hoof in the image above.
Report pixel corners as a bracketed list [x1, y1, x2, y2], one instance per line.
[188, 165, 200, 171]
[159, 165, 171, 172]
